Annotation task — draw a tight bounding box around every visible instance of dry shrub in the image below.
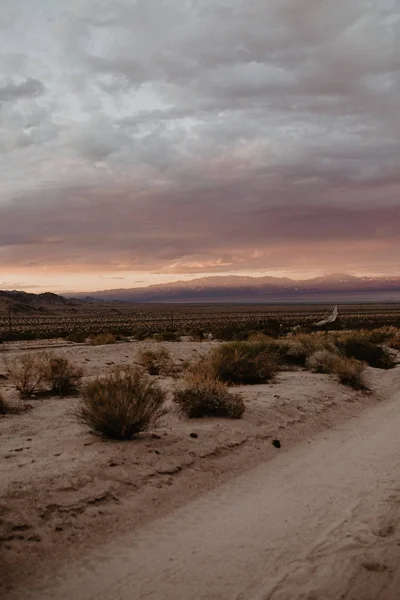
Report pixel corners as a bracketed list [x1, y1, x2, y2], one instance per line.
[307, 350, 366, 390]
[89, 333, 117, 346]
[139, 347, 173, 376]
[336, 334, 396, 369]
[199, 341, 279, 385]
[42, 354, 83, 395]
[277, 333, 333, 366]
[65, 331, 87, 343]
[77, 367, 168, 440]
[174, 373, 245, 419]
[246, 332, 272, 342]
[7, 352, 48, 396]
[153, 331, 180, 342]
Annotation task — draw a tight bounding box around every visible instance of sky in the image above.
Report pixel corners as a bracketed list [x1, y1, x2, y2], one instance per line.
[1, 0, 400, 293]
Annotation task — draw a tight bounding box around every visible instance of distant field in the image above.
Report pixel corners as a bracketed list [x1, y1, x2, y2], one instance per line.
[1, 303, 400, 341]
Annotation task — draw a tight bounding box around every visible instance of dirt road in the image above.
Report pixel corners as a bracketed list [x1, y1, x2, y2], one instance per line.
[12, 386, 400, 600]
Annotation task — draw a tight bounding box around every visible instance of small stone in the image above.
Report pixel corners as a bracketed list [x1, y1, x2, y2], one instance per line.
[272, 439, 281, 449]
[190, 433, 198, 439]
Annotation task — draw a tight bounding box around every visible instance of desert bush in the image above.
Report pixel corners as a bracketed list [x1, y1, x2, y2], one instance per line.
[307, 350, 342, 374]
[199, 341, 279, 385]
[7, 352, 47, 396]
[77, 367, 168, 440]
[174, 373, 245, 419]
[153, 331, 180, 342]
[42, 354, 83, 395]
[307, 350, 366, 390]
[89, 333, 117, 346]
[337, 335, 396, 369]
[65, 330, 87, 343]
[139, 347, 173, 376]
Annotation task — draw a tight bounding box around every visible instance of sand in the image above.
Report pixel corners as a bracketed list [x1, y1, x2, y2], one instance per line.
[1, 339, 399, 599]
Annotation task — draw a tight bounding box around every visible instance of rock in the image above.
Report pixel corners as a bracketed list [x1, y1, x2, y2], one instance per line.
[272, 439, 281, 449]
[151, 433, 161, 439]
[189, 432, 198, 439]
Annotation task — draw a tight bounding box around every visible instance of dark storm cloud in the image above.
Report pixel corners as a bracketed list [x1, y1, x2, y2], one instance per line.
[1, 0, 400, 277]
[0, 78, 46, 101]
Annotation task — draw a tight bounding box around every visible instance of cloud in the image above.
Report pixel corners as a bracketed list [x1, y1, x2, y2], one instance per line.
[1, 0, 400, 284]
[0, 78, 46, 101]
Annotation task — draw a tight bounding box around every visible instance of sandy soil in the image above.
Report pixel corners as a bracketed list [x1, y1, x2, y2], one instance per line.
[0, 339, 398, 598]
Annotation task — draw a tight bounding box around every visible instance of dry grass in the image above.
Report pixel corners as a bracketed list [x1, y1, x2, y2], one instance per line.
[197, 341, 279, 385]
[7, 352, 48, 397]
[42, 354, 83, 395]
[174, 373, 245, 419]
[77, 367, 168, 440]
[307, 350, 367, 390]
[335, 333, 396, 369]
[139, 347, 173, 376]
[88, 333, 117, 346]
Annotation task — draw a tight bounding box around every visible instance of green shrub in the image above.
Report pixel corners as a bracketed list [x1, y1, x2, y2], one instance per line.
[42, 354, 83, 395]
[200, 341, 279, 385]
[88, 333, 117, 346]
[174, 373, 245, 419]
[337, 336, 396, 369]
[139, 347, 173, 376]
[77, 367, 168, 440]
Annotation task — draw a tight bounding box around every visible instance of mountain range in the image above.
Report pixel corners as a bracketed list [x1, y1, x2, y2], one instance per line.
[70, 274, 400, 304]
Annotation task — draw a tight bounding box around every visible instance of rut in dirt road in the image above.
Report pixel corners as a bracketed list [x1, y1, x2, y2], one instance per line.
[12, 390, 400, 600]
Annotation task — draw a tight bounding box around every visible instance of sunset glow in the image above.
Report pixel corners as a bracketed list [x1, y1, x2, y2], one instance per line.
[1, 0, 399, 294]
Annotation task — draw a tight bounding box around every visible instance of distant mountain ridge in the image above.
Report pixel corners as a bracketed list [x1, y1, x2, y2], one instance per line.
[0, 290, 82, 314]
[70, 274, 400, 303]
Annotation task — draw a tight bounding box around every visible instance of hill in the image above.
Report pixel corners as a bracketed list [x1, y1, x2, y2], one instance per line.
[70, 274, 400, 304]
[0, 291, 83, 314]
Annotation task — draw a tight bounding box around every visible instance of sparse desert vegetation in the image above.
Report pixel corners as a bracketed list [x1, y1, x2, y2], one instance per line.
[0, 324, 399, 596]
[77, 367, 168, 439]
[88, 332, 118, 346]
[7, 352, 48, 396]
[139, 347, 174, 376]
[6, 351, 83, 397]
[197, 341, 279, 385]
[174, 372, 245, 419]
[42, 354, 83, 395]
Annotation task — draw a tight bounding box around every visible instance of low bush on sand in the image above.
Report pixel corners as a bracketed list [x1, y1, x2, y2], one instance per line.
[7, 352, 83, 397]
[153, 331, 180, 342]
[65, 331, 87, 343]
[174, 373, 245, 419]
[88, 333, 117, 346]
[198, 341, 279, 385]
[139, 347, 173, 376]
[307, 350, 367, 390]
[336, 335, 396, 369]
[77, 367, 168, 440]
[42, 354, 83, 395]
[7, 352, 48, 397]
